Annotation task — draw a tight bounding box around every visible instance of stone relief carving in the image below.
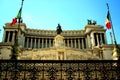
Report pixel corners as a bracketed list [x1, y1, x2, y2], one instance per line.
[54, 35, 64, 48]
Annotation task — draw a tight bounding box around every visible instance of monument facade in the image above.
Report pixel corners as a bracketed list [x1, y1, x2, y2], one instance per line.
[0, 22, 118, 60]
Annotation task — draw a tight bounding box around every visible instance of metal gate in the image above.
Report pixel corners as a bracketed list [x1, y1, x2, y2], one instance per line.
[0, 60, 120, 80]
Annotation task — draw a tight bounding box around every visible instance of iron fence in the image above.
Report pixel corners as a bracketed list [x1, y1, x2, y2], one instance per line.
[0, 60, 120, 80]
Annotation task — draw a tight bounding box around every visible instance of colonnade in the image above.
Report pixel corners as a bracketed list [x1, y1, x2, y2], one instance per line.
[24, 37, 54, 48]
[4, 31, 16, 43]
[3, 31, 87, 49]
[24, 37, 86, 49]
[4, 31, 104, 49]
[64, 38, 86, 49]
[94, 33, 105, 46]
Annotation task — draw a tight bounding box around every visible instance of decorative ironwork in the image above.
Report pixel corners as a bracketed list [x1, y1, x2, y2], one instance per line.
[0, 60, 120, 80]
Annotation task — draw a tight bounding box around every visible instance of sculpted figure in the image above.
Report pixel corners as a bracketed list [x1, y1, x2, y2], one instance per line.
[87, 19, 92, 25]
[93, 20, 97, 25]
[56, 24, 62, 34]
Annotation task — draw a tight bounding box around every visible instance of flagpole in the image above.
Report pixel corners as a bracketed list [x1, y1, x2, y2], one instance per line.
[18, 0, 24, 31]
[18, 0, 24, 43]
[18, 0, 24, 27]
[107, 3, 120, 60]
[106, 3, 117, 45]
[110, 32, 113, 44]
[21, 0, 24, 7]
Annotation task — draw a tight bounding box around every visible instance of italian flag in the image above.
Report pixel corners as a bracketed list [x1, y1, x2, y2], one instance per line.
[105, 11, 111, 30]
[10, 7, 22, 26]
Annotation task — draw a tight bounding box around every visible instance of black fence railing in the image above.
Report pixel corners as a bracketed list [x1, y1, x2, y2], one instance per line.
[0, 60, 120, 80]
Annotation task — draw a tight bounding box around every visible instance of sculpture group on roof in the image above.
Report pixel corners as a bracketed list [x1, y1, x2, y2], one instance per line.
[87, 19, 97, 25]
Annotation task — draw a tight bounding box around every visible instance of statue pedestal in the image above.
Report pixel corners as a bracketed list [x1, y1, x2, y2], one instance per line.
[54, 35, 64, 48]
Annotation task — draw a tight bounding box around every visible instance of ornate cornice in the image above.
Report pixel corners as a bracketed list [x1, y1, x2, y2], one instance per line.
[5, 23, 26, 28]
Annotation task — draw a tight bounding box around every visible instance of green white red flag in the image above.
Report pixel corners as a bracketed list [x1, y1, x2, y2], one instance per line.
[105, 11, 111, 30]
[10, 7, 22, 26]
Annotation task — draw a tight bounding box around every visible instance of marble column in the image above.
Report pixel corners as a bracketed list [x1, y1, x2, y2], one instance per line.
[31, 38, 33, 48]
[78, 39, 80, 49]
[38, 38, 40, 48]
[87, 35, 90, 48]
[2, 31, 6, 42]
[104, 33, 107, 44]
[34, 38, 36, 48]
[100, 33, 102, 45]
[67, 39, 69, 47]
[74, 38, 76, 48]
[96, 34, 99, 46]
[42, 38, 44, 48]
[26, 37, 29, 48]
[12, 31, 15, 43]
[82, 38, 84, 49]
[45, 38, 47, 48]
[92, 33, 95, 47]
[22, 37, 25, 48]
[7, 31, 10, 42]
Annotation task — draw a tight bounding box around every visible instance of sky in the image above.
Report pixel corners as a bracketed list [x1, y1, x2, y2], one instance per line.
[0, 0, 120, 44]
